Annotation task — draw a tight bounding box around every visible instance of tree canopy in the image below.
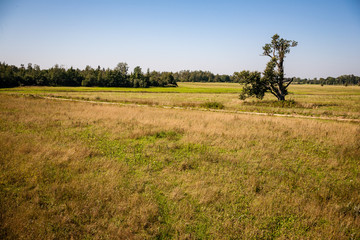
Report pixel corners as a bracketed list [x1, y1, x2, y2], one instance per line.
[0, 62, 177, 88]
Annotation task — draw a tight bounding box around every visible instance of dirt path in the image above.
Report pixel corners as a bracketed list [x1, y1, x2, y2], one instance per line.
[38, 96, 359, 123]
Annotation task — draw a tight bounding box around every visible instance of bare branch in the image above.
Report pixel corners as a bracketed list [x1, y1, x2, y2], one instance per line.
[268, 89, 278, 98]
[284, 78, 294, 88]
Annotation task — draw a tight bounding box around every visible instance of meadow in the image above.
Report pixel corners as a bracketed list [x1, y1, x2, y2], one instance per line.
[0, 83, 359, 239]
[1, 83, 360, 119]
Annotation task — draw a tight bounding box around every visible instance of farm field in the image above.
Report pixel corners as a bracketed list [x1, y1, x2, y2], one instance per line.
[0, 83, 360, 239]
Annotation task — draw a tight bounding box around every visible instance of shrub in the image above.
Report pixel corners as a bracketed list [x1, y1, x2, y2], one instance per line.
[243, 99, 299, 108]
[200, 101, 225, 109]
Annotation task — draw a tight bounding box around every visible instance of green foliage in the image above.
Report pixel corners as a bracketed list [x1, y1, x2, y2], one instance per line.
[161, 72, 177, 87]
[114, 62, 128, 75]
[293, 75, 360, 85]
[200, 101, 225, 109]
[243, 99, 299, 108]
[0, 62, 178, 88]
[262, 34, 298, 58]
[237, 34, 298, 101]
[1, 61, 359, 89]
[235, 71, 267, 100]
[174, 70, 231, 83]
[153, 130, 181, 140]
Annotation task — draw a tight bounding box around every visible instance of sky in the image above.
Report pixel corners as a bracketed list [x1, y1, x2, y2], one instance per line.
[0, 0, 359, 78]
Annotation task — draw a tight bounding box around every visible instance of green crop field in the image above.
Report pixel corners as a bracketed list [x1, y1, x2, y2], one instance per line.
[0, 83, 359, 239]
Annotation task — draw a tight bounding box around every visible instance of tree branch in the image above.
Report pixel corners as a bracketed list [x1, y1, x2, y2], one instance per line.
[268, 82, 280, 99]
[284, 77, 294, 88]
[263, 53, 272, 58]
[269, 89, 278, 98]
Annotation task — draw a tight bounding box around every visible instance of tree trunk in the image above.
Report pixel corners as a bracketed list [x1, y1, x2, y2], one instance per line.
[277, 94, 285, 101]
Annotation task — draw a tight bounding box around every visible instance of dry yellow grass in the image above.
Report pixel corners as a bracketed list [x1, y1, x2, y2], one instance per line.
[0, 94, 359, 239]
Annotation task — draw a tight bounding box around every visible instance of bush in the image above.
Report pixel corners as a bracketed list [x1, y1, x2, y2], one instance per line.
[243, 99, 299, 108]
[200, 101, 225, 109]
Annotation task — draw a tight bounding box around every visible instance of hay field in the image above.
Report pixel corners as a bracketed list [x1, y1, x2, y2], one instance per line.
[0, 84, 359, 239]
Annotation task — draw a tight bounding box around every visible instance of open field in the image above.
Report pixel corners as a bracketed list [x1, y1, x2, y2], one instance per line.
[0, 82, 244, 94]
[1, 83, 360, 119]
[0, 84, 360, 239]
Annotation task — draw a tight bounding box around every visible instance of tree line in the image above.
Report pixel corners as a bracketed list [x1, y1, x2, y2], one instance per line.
[0, 61, 359, 88]
[233, 74, 360, 86]
[174, 70, 231, 83]
[0, 62, 177, 88]
[292, 75, 360, 86]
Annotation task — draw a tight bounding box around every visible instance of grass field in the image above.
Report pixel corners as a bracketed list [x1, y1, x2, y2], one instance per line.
[0, 83, 360, 239]
[1, 83, 360, 119]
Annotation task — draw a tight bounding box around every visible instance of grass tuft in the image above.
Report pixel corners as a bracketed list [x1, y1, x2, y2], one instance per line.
[243, 99, 299, 108]
[200, 101, 225, 109]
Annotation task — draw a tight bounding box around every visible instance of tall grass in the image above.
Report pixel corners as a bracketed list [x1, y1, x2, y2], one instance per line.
[0, 94, 359, 239]
[200, 101, 225, 109]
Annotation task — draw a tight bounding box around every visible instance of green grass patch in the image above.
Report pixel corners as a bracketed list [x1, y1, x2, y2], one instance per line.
[243, 99, 300, 108]
[200, 101, 225, 109]
[0, 82, 243, 94]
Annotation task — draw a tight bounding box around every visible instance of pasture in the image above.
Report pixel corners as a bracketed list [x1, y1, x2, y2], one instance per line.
[0, 83, 359, 239]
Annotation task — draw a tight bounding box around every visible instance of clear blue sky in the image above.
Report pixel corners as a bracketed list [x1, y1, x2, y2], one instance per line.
[0, 0, 359, 78]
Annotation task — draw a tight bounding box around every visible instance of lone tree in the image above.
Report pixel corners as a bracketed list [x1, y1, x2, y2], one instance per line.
[236, 34, 298, 101]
